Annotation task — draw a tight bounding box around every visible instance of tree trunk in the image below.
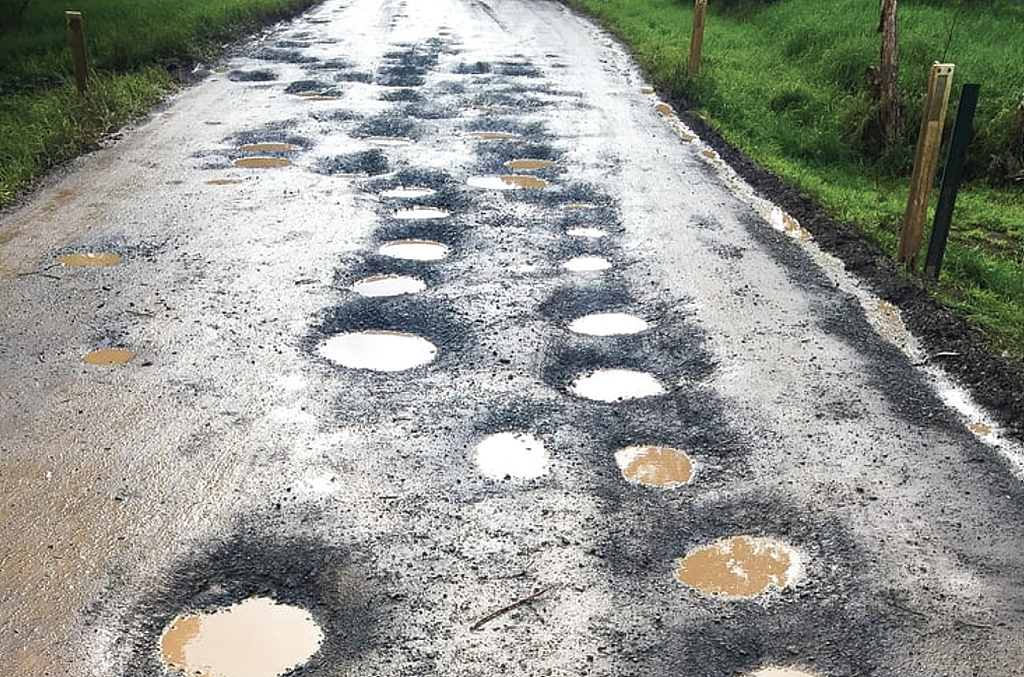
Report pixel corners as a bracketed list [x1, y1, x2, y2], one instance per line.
[879, 0, 901, 148]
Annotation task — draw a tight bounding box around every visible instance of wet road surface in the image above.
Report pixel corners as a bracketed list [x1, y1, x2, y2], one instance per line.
[3, 1, 1024, 676]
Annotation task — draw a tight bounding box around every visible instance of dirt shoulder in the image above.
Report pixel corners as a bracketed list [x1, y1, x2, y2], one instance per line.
[676, 109, 1024, 443]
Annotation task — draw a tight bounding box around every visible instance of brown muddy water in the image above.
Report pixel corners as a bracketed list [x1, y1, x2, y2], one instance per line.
[614, 445, 693, 488]
[82, 348, 135, 365]
[57, 252, 122, 267]
[675, 536, 802, 598]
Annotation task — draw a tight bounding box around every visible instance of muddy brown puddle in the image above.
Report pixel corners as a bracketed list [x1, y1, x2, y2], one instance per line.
[675, 536, 802, 598]
[160, 597, 323, 677]
[615, 445, 693, 488]
[83, 348, 135, 365]
[239, 143, 296, 153]
[58, 252, 122, 267]
[234, 158, 293, 168]
[504, 159, 556, 171]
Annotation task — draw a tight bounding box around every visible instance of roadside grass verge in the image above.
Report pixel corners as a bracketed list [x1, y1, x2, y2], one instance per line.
[564, 0, 1024, 361]
[0, 0, 321, 207]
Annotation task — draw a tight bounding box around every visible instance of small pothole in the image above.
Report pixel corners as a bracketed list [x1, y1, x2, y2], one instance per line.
[675, 536, 803, 598]
[569, 368, 665, 402]
[57, 252, 122, 267]
[475, 431, 550, 481]
[380, 187, 437, 199]
[378, 239, 449, 261]
[504, 159, 556, 171]
[318, 331, 437, 371]
[615, 445, 693, 488]
[234, 157, 292, 168]
[83, 348, 135, 365]
[351, 274, 426, 297]
[393, 207, 450, 220]
[566, 227, 607, 239]
[467, 175, 547, 190]
[160, 597, 323, 677]
[562, 255, 611, 272]
[568, 312, 648, 336]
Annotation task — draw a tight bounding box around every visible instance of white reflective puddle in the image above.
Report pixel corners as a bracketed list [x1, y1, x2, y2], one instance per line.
[566, 227, 608, 239]
[569, 312, 649, 336]
[351, 274, 426, 297]
[475, 431, 550, 480]
[749, 668, 823, 677]
[467, 175, 547, 190]
[393, 207, 450, 220]
[381, 187, 437, 199]
[569, 368, 665, 402]
[379, 239, 449, 261]
[159, 597, 323, 677]
[562, 255, 611, 272]
[318, 331, 436, 371]
[366, 136, 414, 146]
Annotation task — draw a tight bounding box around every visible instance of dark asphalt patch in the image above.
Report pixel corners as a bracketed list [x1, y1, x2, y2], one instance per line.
[314, 150, 390, 177]
[307, 296, 472, 374]
[332, 70, 374, 83]
[115, 532, 380, 677]
[372, 215, 469, 251]
[494, 61, 543, 78]
[309, 109, 360, 123]
[367, 169, 469, 214]
[285, 80, 332, 95]
[473, 141, 561, 174]
[227, 127, 311, 151]
[588, 491, 892, 677]
[276, 40, 311, 49]
[306, 58, 356, 71]
[253, 48, 318, 64]
[332, 256, 446, 292]
[403, 102, 459, 120]
[464, 91, 548, 111]
[380, 88, 424, 102]
[375, 71, 426, 88]
[352, 115, 421, 141]
[454, 61, 492, 74]
[228, 69, 279, 82]
[466, 118, 546, 138]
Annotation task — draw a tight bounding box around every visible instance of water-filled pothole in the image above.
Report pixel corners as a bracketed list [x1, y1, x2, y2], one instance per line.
[569, 368, 665, 402]
[504, 159, 556, 171]
[239, 143, 296, 153]
[393, 207, 450, 220]
[475, 431, 550, 481]
[655, 103, 675, 117]
[566, 227, 607, 239]
[467, 175, 547, 190]
[234, 157, 292, 169]
[381, 187, 437, 199]
[160, 597, 323, 677]
[206, 179, 244, 186]
[568, 312, 648, 336]
[318, 331, 436, 371]
[58, 252, 122, 267]
[351, 274, 426, 297]
[615, 445, 692, 488]
[562, 256, 611, 272]
[83, 348, 135, 365]
[675, 536, 802, 598]
[378, 239, 449, 261]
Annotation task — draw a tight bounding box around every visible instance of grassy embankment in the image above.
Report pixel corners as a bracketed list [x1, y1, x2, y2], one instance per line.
[0, 0, 321, 207]
[565, 0, 1024, 361]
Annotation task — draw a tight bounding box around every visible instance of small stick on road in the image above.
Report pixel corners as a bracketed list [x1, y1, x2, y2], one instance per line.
[469, 586, 553, 632]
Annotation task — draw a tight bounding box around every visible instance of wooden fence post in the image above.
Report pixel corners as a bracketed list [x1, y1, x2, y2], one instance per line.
[66, 11, 88, 95]
[689, 0, 708, 75]
[898, 62, 954, 267]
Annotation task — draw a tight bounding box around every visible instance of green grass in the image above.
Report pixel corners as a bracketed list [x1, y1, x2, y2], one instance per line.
[565, 0, 1024, 361]
[0, 0, 321, 206]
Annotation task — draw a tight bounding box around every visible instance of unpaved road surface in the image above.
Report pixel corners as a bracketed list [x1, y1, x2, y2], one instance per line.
[3, 1, 1024, 676]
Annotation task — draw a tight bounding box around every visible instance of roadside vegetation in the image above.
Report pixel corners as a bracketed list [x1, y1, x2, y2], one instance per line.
[0, 0, 320, 207]
[564, 0, 1024, 361]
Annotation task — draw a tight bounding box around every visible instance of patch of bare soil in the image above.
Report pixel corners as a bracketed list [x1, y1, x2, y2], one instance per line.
[678, 108, 1024, 442]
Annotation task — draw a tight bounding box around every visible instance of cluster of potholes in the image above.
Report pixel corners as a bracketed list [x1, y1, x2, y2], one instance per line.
[46, 10, 846, 677]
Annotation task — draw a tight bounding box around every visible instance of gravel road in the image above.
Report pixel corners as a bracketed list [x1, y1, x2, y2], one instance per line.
[2, 1, 1023, 676]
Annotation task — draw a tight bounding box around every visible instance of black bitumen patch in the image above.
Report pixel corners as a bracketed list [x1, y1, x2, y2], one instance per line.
[494, 62, 543, 78]
[276, 40, 311, 49]
[352, 115, 421, 141]
[307, 58, 355, 71]
[365, 168, 458, 193]
[454, 61, 492, 74]
[432, 80, 467, 95]
[463, 91, 549, 111]
[333, 256, 446, 292]
[403, 102, 459, 120]
[117, 529, 381, 677]
[285, 79, 331, 94]
[332, 70, 374, 83]
[314, 150, 390, 177]
[309, 109, 361, 123]
[376, 71, 426, 88]
[228, 69, 279, 82]
[307, 295, 472, 373]
[252, 48, 318, 64]
[380, 88, 424, 102]
[227, 125, 312, 150]
[590, 490, 894, 677]
[472, 141, 563, 175]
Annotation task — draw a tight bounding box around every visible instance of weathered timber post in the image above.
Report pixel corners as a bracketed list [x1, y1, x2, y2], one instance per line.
[924, 83, 980, 280]
[66, 11, 88, 95]
[898, 62, 954, 267]
[688, 0, 707, 75]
